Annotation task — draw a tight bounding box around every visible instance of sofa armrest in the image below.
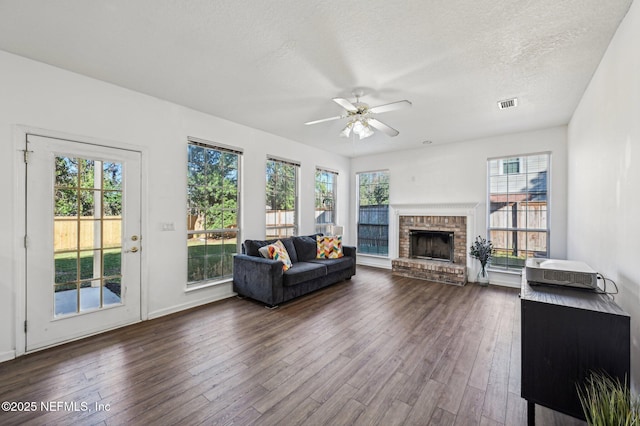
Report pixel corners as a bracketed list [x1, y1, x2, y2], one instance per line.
[342, 245, 357, 276]
[232, 254, 284, 306]
[343, 245, 357, 258]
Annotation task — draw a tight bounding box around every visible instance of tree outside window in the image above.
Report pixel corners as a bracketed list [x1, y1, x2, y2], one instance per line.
[187, 142, 240, 284]
[266, 158, 298, 238]
[315, 169, 337, 235]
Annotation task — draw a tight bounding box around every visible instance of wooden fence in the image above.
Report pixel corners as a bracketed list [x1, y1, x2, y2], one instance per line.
[54, 217, 121, 251]
[489, 202, 547, 255]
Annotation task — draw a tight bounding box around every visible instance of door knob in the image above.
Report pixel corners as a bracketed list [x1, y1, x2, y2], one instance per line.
[126, 246, 139, 253]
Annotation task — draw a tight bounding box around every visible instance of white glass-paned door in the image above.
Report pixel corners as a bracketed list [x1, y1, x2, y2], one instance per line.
[25, 134, 142, 352]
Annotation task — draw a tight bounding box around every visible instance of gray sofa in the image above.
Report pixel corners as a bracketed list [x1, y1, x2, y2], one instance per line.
[233, 235, 356, 308]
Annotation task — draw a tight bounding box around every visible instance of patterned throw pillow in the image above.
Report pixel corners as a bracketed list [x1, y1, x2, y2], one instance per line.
[258, 245, 271, 258]
[267, 240, 293, 271]
[316, 235, 344, 259]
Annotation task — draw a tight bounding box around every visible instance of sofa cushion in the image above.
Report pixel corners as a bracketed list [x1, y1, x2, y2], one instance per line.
[244, 238, 298, 263]
[316, 235, 344, 259]
[282, 261, 327, 287]
[281, 239, 298, 263]
[244, 239, 272, 257]
[309, 256, 354, 274]
[292, 235, 319, 262]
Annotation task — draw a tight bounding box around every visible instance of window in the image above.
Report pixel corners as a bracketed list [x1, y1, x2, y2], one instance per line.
[266, 157, 299, 239]
[187, 139, 241, 284]
[502, 158, 520, 174]
[488, 153, 549, 270]
[315, 168, 337, 234]
[357, 171, 389, 256]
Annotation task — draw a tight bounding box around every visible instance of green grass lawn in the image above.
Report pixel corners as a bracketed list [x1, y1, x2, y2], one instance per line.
[187, 240, 237, 282]
[187, 237, 237, 253]
[54, 249, 122, 295]
[54, 240, 239, 291]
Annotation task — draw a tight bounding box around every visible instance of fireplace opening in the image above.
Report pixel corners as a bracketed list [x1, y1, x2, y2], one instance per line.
[409, 230, 454, 262]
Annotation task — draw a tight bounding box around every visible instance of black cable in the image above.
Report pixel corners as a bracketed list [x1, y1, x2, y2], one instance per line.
[595, 273, 618, 299]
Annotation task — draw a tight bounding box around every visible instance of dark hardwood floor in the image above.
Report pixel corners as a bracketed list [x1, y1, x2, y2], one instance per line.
[0, 266, 584, 425]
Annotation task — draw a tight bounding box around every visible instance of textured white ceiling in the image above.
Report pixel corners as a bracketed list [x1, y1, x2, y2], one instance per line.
[0, 0, 633, 157]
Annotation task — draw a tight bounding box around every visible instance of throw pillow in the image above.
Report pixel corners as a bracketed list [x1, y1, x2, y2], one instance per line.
[293, 235, 320, 261]
[258, 245, 271, 258]
[316, 235, 344, 259]
[267, 240, 293, 271]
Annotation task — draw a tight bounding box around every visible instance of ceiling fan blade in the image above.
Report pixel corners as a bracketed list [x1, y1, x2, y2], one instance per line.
[332, 97, 358, 112]
[304, 115, 344, 125]
[368, 118, 400, 137]
[369, 100, 412, 114]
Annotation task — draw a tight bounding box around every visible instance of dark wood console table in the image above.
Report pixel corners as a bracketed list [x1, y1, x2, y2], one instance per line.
[520, 271, 630, 425]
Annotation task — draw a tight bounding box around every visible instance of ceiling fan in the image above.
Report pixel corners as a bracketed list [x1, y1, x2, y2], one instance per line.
[305, 90, 412, 140]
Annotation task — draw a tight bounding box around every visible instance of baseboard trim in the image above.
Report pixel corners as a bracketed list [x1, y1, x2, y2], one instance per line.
[357, 256, 392, 270]
[487, 270, 522, 288]
[0, 350, 16, 363]
[147, 292, 236, 320]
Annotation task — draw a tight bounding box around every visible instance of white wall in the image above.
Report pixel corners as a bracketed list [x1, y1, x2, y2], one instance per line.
[0, 50, 350, 361]
[567, 0, 639, 390]
[350, 126, 568, 287]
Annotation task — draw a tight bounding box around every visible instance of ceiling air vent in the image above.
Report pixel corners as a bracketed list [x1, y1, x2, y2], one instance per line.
[498, 98, 518, 110]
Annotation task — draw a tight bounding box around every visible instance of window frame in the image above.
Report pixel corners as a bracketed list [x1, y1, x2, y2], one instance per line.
[315, 167, 338, 235]
[186, 138, 242, 287]
[487, 152, 550, 271]
[356, 170, 390, 257]
[265, 156, 299, 239]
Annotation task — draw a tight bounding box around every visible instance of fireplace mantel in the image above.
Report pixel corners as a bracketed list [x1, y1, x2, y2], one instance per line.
[389, 203, 480, 260]
[390, 202, 479, 217]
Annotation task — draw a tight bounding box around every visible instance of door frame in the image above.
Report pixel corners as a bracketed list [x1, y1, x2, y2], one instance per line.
[13, 125, 149, 357]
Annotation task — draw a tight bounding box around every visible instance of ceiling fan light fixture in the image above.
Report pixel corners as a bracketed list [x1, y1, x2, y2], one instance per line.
[339, 122, 353, 138]
[352, 120, 365, 135]
[351, 119, 375, 140]
[359, 123, 374, 139]
[306, 92, 410, 139]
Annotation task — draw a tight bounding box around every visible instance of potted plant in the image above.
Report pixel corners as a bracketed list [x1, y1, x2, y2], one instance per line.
[470, 235, 493, 285]
[578, 371, 639, 425]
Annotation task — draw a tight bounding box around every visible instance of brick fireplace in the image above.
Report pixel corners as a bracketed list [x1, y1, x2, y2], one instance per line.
[390, 203, 478, 286]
